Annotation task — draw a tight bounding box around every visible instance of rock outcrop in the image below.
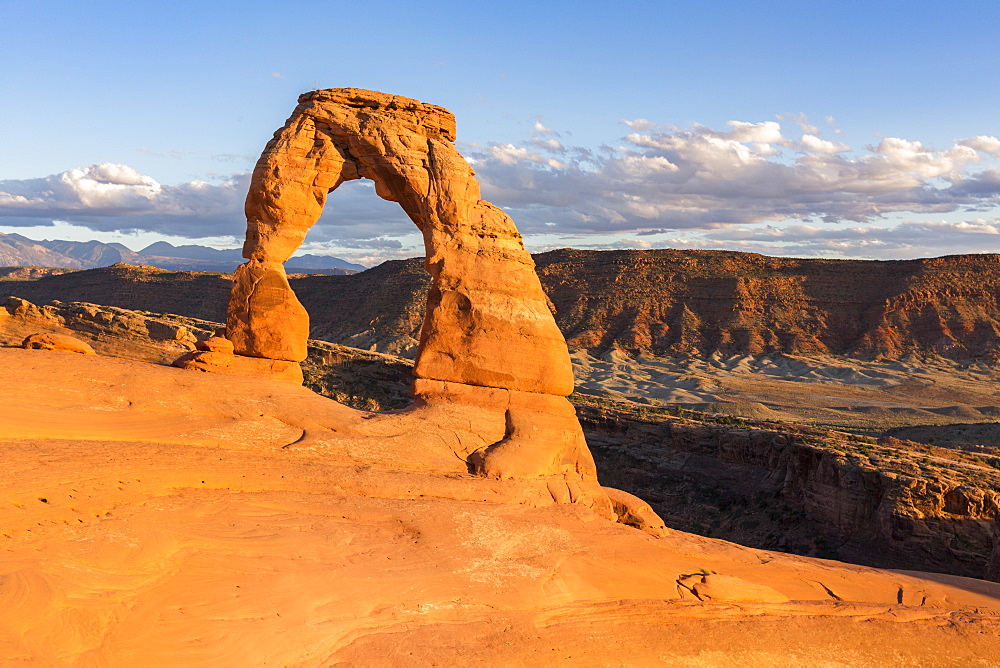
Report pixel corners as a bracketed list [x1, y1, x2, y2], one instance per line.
[232, 88, 573, 395]
[21, 332, 96, 355]
[184, 89, 614, 508]
[0, 296, 205, 364]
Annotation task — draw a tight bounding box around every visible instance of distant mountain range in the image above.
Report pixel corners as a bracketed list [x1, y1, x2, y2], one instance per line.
[5, 248, 1000, 362]
[0, 232, 365, 274]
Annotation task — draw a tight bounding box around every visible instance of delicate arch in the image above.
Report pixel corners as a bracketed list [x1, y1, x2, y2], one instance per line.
[227, 88, 574, 396]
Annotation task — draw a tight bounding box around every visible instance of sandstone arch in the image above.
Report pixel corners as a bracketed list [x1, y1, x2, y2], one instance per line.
[205, 88, 623, 510]
[228, 88, 573, 396]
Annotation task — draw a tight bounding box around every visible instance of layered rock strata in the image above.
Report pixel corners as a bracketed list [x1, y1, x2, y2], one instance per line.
[578, 398, 1000, 579]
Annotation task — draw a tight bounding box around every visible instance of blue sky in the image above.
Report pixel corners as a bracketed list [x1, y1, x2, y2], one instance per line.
[1, 0, 998, 265]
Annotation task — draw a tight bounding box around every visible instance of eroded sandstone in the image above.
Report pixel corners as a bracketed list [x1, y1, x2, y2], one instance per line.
[211, 88, 596, 489]
[21, 332, 96, 355]
[235, 88, 573, 395]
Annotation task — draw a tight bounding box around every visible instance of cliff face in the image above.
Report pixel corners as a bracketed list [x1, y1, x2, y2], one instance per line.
[536, 249, 1000, 360]
[5, 248, 1000, 361]
[577, 398, 1000, 580]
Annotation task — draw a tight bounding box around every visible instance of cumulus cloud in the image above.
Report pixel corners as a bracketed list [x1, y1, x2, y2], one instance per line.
[959, 135, 1000, 157]
[469, 120, 1000, 235]
[0, 164, 418, 246]
[486, 144, 566, 169]
[0, 164, 248, 237]
[799, 134, 849, 154]
[723, 120, 785, 144]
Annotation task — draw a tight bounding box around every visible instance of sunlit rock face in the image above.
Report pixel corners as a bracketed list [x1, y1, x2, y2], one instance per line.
[235, 88, 573, 395]
[220, 88, 608, 488]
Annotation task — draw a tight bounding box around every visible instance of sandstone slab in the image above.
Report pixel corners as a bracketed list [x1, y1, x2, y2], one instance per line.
[2, 348, 1000, 664]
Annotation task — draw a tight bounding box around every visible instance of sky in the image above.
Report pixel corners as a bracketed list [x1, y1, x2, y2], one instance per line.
[1, 0, 998, 266]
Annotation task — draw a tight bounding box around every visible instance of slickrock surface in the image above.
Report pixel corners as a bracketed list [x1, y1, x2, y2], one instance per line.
[0, 296, 414, 411]
[6, 295, 998, 581]
[2, 347, 1000, 664]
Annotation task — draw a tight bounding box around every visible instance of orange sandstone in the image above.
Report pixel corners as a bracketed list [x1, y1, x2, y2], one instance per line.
[236, 88, 573, 395]
[192, 89, 614, 497]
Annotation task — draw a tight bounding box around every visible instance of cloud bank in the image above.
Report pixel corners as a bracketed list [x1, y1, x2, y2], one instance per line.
[1, 117, 998, 262]
[470, 120, 1000, 235]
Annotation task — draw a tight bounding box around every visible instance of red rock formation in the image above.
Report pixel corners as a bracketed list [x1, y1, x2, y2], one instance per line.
[536, 249, 1000, 360]
[194, 89, 621, 505]
[11, 249, 1000, 363]
[234, 88, 573, 396]
[578, 399, 1000, 579]
[21, 332, 95, 355]
[226, 260, 309, 362]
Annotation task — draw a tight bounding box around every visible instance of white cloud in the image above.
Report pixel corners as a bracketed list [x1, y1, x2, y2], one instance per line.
[471, 121, 1000, 235]
[0, 164, 247, 236]
[799, 134, 849, 154]
[0, 164, 417, 243]
[485, 144, 566, 169]
[533, 120, 560, 137]
[530, 137, 564, 151]
[753, 143, 780, 157]
[623, 118, 657, 131]
[724, 120, 785, 144]
[780, 112, 820, 135]
[959, 135, 1000, 157]
[596, 238, 654, 250]
[695, 218, 1000, 258]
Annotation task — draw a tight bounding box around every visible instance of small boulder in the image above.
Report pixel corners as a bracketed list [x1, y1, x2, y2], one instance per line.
[604, 487, 668, 537]
[22, 333, 96, 355]
[196, 336, 235, 354]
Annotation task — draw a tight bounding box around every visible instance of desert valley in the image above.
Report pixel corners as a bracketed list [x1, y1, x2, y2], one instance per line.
[0, 87, 999, 665]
